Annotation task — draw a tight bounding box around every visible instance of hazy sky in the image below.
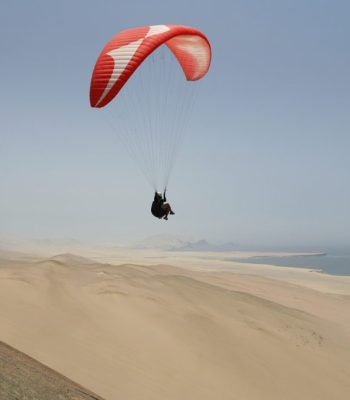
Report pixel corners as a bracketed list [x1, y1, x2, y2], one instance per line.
[0, 0, 349, 248]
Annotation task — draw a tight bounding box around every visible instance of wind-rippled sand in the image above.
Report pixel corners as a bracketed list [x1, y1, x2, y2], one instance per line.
[0, 250, 350, 399]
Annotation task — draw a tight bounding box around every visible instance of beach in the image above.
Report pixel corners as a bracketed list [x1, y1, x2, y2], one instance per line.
[1, 245, 350, 399]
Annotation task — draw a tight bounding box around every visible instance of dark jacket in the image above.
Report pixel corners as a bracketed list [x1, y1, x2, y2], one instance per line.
[151, 192, 166, 218]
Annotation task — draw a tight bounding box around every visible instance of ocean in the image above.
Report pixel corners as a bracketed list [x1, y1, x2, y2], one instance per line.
[229, 250, 350, 276]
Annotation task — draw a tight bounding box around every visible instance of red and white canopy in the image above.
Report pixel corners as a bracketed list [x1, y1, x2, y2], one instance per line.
[90, 24, 212, 108]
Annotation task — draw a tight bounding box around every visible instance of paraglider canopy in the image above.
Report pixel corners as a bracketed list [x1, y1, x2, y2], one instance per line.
[90, 24, 211, 108]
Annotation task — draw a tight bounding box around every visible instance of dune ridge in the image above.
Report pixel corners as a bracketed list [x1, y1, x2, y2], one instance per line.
[0, 340, 105, 400]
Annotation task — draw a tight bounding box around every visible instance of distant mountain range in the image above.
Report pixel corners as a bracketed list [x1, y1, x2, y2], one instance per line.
[132, 235, 236, 252]
[132, 234, 188, 250]
[173, 239, 236, 252]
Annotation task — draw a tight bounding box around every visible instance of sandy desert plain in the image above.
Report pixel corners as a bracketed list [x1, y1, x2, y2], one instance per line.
[0, 241, 350, 400]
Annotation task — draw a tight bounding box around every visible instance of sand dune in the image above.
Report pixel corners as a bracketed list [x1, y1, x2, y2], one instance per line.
[0, 252, 350, 399]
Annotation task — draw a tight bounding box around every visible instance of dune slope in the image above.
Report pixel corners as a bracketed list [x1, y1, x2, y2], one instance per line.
[0, 340, 105, 400]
